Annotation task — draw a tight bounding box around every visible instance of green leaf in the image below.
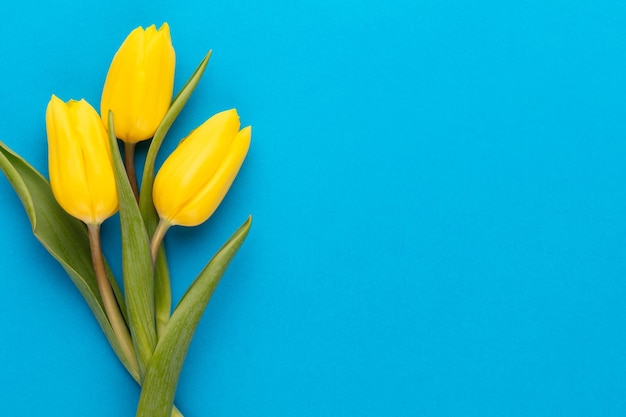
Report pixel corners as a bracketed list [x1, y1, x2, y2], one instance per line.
[136, 216, 252, 417]
[138, 51, 212, 337]
[140, 51, 212, 219]
[107, 113, 157, 378]
[0, 141, 187, 416]
[153, 247, 170, 338]
[0, 141, 137, 380]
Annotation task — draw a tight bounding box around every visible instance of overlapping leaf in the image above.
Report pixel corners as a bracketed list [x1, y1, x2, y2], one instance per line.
[136, 216, 252, 417]
[0, 141, 137, 379]
[139, 52, 211, 337]
[107, 113, 157, 379]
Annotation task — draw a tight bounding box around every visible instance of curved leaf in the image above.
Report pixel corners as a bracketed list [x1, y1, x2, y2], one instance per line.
[0, 141, 137, 379]
[136, 216, 252, 417]
[139, 52, 212, 338]
[107, 114, 157, 379]
[140, 51, 212, 220]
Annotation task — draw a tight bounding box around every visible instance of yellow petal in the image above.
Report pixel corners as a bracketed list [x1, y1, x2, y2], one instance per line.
[47, 95, 118, 224]
[101, 23, 175, 143]
[47, 96, 92, 221]
[153, 109, 241, 222]
[168, 125, 251, 226]
[71, 100, 118, 223]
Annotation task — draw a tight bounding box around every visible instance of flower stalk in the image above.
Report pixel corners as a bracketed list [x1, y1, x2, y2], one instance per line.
[87, 223, 138, 377]
[150, 218, 171, 262]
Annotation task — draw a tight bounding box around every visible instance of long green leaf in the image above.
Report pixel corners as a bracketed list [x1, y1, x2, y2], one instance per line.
[139, 52, 212, 338]
[136, 216, 252, 417]
[107, 114, 157, 378]
[0, 141, 136, 379]
[139, 51, 212, 220]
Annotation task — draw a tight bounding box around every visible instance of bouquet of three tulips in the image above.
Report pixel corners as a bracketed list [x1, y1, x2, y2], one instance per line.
[0, 23, 251, 417]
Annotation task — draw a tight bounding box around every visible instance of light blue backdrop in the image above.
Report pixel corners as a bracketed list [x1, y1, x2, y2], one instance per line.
[0, 0, 625, 416]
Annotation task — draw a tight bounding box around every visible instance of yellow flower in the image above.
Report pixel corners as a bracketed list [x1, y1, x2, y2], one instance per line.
[46, 95, 118, 225]
[100, 23, 176, 143]
[153, 109, 251, 227]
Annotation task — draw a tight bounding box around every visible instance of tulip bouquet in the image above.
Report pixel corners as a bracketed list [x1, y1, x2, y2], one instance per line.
[0, 23, 251, 416]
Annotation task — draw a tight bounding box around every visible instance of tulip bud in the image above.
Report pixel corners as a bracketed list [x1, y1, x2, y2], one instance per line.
[153, 109, 251, 227]
[46, 95, 118, 225]
[101, 23, 176, 143]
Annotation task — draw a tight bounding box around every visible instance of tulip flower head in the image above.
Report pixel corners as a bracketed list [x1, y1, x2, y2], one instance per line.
[153, 109, 251, 227]
[101, 23, 176, 143]
[46, 95, 118, 225]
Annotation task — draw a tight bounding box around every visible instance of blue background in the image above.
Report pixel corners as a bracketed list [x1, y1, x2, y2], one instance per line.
[1, 0, 626, 416]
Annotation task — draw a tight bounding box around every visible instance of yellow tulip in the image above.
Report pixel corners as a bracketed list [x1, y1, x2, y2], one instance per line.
[153, 109, 251, 227]
[46, 95, 118, 225]
[101, 23, 176, 143]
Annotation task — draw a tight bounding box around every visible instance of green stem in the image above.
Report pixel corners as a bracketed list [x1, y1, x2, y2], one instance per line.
[124, 141, 139, 201]
[87, 223, 139, 378]
[150, 218, 171, 263]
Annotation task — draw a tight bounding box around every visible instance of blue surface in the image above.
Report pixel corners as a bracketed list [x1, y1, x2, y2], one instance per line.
[1, 0, 626, 415]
